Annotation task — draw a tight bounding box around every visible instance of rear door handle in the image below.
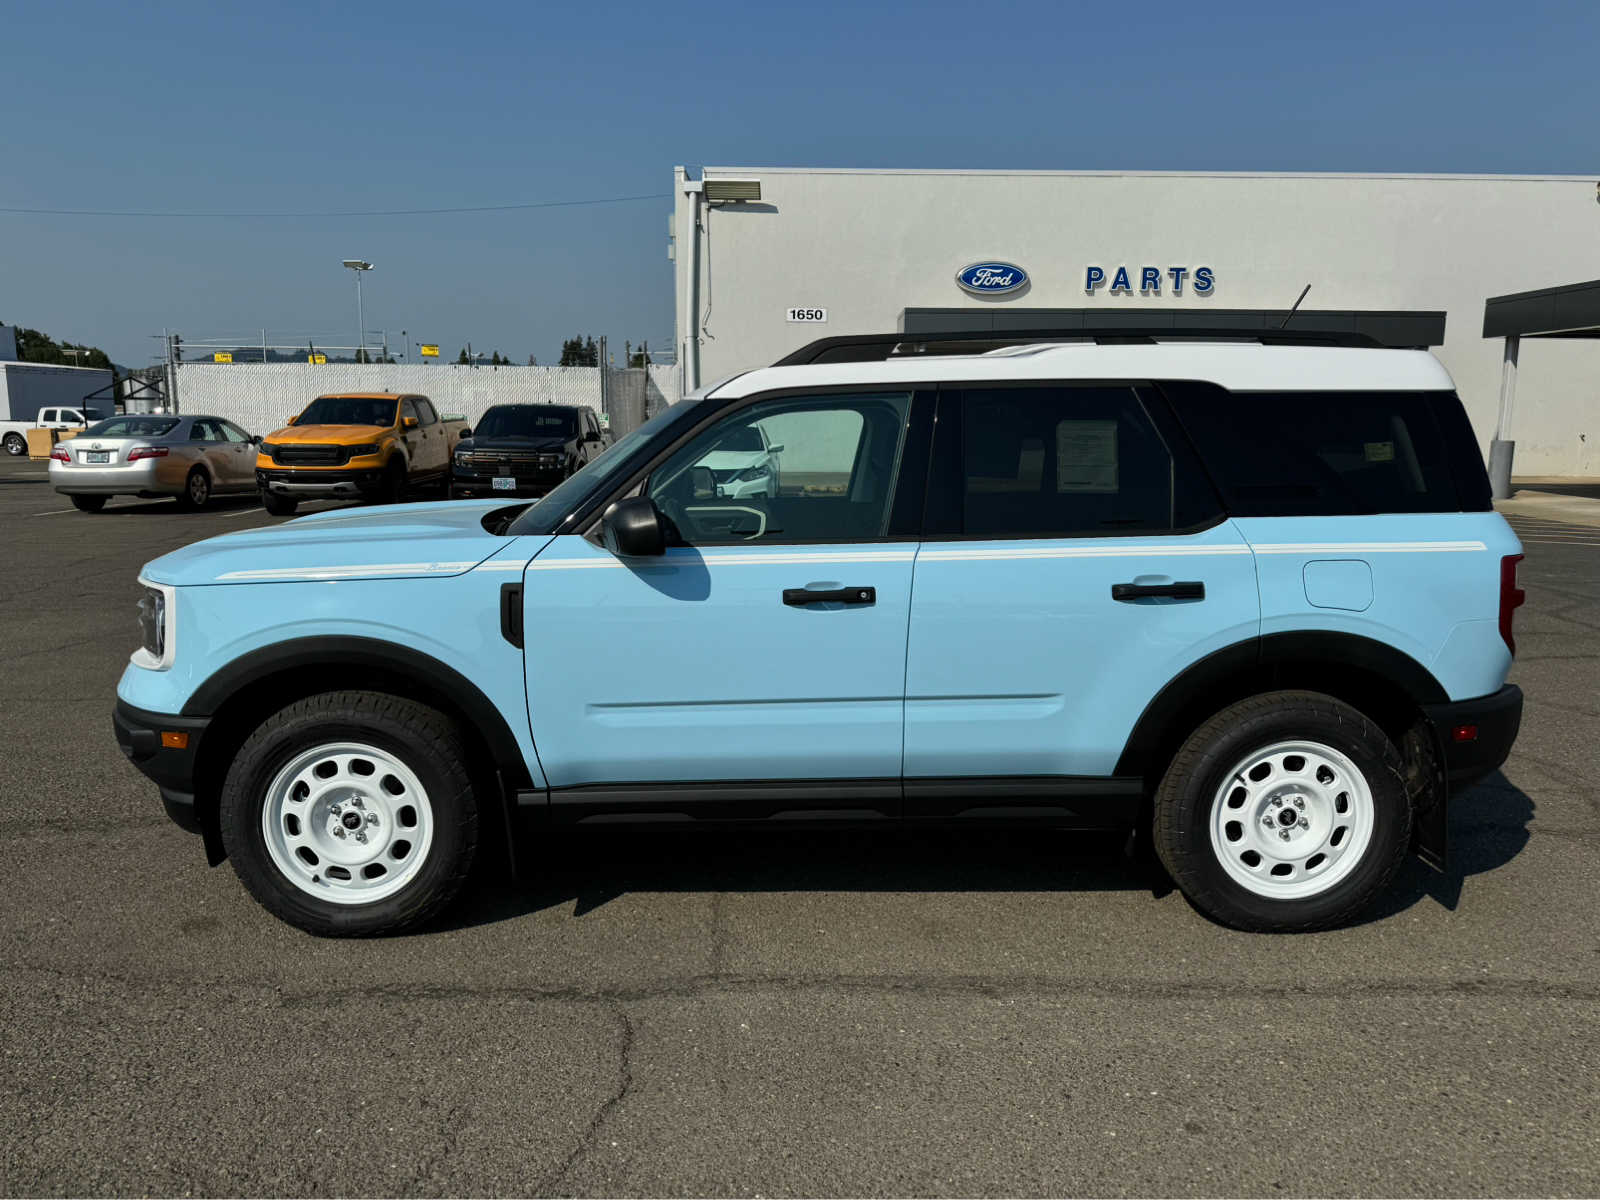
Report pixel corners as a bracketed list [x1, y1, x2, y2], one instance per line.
[1112, 581, 1205, 602]
[783, 586, 876, 606]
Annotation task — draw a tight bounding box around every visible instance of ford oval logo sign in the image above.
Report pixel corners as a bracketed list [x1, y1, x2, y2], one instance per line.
[956, 261, 1028, 296]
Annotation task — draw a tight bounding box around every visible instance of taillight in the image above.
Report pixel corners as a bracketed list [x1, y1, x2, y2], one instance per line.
[1499, 553, 1526, 655]
[49, 445, 70, 463]
[127, 445, 169, 462]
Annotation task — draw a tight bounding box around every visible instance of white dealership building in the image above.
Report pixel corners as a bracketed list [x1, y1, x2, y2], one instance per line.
[672, 167, 1600, 478]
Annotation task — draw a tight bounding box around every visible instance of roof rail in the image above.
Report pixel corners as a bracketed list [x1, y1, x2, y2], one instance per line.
[773, 327, 1388, 366]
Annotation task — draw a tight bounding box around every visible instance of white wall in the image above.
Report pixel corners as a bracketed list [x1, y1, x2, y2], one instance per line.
[676, 168, 1600, 477]
[174, 362, 605, 435]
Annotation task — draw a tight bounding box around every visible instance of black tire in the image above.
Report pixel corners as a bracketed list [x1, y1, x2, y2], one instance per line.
[70, 493, 107, 512]
[378, 459, 407, 504]
[219, 691, 479, 937]
[1152, 690, 1411, 933]
[177, 467, 211, 510]
[2, 432, 25, 457]
[261, 490, 298, 516]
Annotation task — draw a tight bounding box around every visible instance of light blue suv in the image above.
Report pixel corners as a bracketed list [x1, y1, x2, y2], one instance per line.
[115, 333, 1524, 935]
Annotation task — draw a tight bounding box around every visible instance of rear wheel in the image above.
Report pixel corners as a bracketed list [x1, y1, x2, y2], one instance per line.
[3, 432, 25, 457]
[261, 490, 298, 516]
[177, 467, 211, 510]
[70, 494, 107, 512]
[219, 691, 479, 936]
[1153, 690, 1411, 932]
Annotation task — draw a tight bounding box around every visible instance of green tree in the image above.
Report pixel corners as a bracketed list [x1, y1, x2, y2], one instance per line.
[559, 335, 599, 367]
[4, 324, 114, 370]
[457, 347, 469, 364]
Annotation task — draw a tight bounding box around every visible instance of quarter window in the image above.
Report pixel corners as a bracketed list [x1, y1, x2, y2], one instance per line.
[947, 386, 1211, 537]
[647, 392, 913, 544]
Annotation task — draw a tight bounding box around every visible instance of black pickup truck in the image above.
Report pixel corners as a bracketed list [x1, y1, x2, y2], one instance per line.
[448, 404, 610, 498]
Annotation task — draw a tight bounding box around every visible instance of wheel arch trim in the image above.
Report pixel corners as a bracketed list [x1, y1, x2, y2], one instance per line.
[1115, 631, 1448, 780]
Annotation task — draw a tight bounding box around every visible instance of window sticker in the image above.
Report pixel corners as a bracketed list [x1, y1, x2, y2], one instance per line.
[1056, 420, 1119, 493]
[1364, 441, 1396, 463]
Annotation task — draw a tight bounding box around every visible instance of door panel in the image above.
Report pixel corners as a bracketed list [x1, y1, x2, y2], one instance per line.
[904, 525, 1260, 780]
[521, 388, 927, 799]
[522, 535, 915, 788]
[904, 381, 1259, 790]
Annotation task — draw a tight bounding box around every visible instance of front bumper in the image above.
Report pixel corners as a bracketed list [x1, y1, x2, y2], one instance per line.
[1424, 684, 1523, 794]
[257, 467, 388, 497]
[451, 464, 567, 497]
[114, 699, 211, 841]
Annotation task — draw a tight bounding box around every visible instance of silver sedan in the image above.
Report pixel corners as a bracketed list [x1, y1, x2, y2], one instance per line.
[48, 414, 261, 512]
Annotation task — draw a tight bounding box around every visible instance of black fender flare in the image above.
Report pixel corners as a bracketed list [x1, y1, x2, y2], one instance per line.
[1114, 631, 1448, 780]
[184, 635, 529, 780]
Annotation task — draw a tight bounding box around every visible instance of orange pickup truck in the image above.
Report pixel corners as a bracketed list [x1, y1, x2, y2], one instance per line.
[255, 392, 470, 515]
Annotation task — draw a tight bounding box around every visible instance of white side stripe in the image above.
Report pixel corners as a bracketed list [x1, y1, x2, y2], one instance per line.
[919, 545, 1250, 562]
[216, 561, 478, 581]
[1251, 541, 1487, 555]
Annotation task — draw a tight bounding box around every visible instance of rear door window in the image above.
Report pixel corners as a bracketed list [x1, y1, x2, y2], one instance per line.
[926, 385, 1221, 537]
[1162, 384, 1484, 515]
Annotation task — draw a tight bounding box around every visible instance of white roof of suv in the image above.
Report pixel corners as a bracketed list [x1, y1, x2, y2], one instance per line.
[713, 343, 1456, 398]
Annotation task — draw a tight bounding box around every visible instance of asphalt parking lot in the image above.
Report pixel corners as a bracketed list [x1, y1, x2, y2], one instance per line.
[2, 455, 1597, 1197]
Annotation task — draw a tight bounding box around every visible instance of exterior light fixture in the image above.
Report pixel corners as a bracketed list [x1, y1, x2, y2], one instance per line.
[702, 178, 762, 202]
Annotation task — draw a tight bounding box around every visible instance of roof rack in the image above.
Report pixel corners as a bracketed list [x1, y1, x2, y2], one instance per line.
[773, 327, 1387, 366]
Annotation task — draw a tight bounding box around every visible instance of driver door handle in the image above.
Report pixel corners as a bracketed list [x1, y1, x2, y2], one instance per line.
[783, 586, 875, 606]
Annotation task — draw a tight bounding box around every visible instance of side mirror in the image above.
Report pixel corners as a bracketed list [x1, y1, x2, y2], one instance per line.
[600, 497, 665, 557]
[690, 465, 716, 499]
[402, 416, 419, 429]
[251, 435, 262, 445]
[459, 426, 472, 438]
[584, 430, 602, 443]
[766, 443, 784, 454]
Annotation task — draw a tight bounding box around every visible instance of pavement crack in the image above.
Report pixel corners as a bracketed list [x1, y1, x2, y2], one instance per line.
[536, 999, 635, 1196]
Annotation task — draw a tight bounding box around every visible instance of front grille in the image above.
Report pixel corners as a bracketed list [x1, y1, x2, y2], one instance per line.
[468, 450, 563, 471]
[274, 444, 347, 466]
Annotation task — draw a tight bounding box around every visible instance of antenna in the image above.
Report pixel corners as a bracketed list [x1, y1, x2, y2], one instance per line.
[1279, 284, 1312, 329]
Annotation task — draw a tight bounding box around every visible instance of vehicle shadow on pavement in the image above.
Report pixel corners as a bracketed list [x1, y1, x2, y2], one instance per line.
[1359, 771, 1533, 924]
[441, 826, 1161, 931]
[80, 496, 265, 515]
[438, 774, 1534, 933]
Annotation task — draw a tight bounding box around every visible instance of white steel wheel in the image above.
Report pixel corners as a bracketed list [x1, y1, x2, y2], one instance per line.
[1207, 739, 1376, 901]
[261, 741, 435, 905]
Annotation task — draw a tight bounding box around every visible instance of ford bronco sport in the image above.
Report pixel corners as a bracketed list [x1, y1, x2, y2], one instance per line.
[115, 332, 1523, 935]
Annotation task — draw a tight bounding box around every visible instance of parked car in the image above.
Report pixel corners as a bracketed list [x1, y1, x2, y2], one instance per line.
[255, 392, 470, 516]
[50, 414, 259, 511]
[695, 421, 781, 498]
[2, 404, 96, 457]
[115, 334, 1523, 936]
[449, 404, 609, 498]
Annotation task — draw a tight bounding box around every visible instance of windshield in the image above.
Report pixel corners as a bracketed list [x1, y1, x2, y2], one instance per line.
[84, 417, 179, 439]
[296, 396, 398, 428]
[508, 403, 697, 536]
[474, 406, 578, 439]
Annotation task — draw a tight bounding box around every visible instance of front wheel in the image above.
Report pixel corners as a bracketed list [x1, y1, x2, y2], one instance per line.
[261, 490, 298, 516]
[219, 691, 479, 936]
[1153, 690, 1411, 932]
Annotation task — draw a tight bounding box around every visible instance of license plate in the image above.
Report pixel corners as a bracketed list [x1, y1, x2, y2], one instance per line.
[491, 476, 517, 492]
[84, 451, 109, 464]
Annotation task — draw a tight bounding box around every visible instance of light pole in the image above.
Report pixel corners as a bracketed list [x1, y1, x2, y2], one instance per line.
[342, 259, 373, 361]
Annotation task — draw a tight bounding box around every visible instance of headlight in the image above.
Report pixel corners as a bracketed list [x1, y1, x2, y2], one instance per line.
[347, 443, 380, 457]
[259, 441, 278, 454]
[454, 449, 471, 463]
[132, 580, 175, 670]
[735, 465, 769, 482]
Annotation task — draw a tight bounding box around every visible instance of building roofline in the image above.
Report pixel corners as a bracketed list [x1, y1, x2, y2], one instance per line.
[701, 166, 1599, 184]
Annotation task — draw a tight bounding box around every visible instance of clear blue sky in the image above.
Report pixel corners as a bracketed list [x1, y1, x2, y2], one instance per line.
[4, 0, 1597, 368]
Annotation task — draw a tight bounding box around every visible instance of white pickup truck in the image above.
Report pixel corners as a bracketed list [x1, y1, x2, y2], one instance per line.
[1, 406, 95, 457]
